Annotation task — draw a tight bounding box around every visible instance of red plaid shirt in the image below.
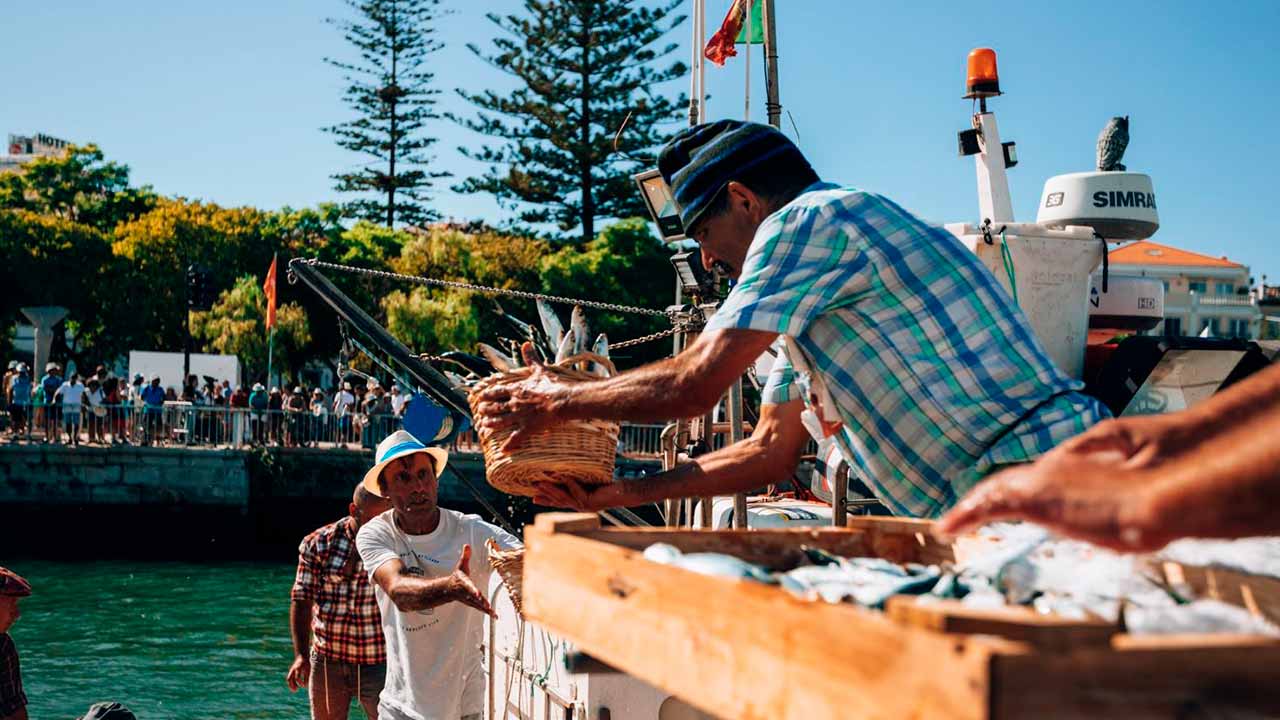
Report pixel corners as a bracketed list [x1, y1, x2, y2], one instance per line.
[291, 517, 386, 665]
[0, 633, 25, 717]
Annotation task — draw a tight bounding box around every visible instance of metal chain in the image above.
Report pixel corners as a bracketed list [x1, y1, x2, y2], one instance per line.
[609, 326, 682, 350]
[301, 259, 673, 318]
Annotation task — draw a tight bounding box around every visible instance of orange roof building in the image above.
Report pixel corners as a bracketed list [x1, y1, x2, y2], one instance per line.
[1104, 241, 1259, 339]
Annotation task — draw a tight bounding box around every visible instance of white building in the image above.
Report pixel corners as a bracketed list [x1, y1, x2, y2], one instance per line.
[1, 132, 71, 173]
[1108, 240, 1260, 339]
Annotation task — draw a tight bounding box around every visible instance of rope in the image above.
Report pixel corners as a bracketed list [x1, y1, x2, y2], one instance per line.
[300, 259, 673, 318]
[999, 230, 1018, 306]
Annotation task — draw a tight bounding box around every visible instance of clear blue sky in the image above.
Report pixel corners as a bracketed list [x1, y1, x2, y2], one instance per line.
[4, 1, 1279, 278]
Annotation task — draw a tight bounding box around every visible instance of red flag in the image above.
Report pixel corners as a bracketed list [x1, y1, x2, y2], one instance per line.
[263, 255, 277, 330]
[703, 0, 754, 67]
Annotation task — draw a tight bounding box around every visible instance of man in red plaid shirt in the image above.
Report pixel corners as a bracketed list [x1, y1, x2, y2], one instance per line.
[0, 566, 31, 720]
[289, 484, 391, 720]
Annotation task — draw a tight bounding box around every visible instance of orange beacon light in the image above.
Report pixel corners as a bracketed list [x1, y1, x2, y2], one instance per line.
[965, 48, 1001, 98]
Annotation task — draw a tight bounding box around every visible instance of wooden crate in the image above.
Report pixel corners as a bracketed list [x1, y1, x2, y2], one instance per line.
[522, 513, 1280, 720]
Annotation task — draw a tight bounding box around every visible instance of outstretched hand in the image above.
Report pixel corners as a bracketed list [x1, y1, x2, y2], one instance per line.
[531, 479, 618, 512]
[935, 417, 1187, 552]
[449, 544, 496, 618]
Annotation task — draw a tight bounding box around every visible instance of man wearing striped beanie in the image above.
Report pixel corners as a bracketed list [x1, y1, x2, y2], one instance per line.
[477, 120, 1108, 519]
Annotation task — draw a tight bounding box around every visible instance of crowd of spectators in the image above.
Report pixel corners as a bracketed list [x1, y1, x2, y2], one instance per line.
[0, 361, 411, 450]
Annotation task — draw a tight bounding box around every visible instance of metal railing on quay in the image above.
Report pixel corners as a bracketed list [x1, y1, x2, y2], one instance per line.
[0, 402, 669, 459]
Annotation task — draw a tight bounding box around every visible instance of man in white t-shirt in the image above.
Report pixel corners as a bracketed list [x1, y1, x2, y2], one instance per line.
[334, 383, 357, 445]
[55, 373, 87, 447]
[355, 430, 519, 720]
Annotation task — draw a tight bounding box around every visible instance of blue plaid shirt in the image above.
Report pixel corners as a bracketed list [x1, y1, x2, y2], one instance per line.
[707, 183, 1110, 518]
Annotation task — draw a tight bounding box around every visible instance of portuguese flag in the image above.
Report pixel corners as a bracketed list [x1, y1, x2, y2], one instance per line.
[703, 0, 764, 67]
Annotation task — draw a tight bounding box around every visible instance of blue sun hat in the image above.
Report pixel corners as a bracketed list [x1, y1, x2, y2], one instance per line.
[361, 430, 450, 496]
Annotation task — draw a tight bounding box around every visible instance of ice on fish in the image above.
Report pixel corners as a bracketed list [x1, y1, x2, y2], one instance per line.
[642, 543, 774, 584]
[781, 555, 942, 608]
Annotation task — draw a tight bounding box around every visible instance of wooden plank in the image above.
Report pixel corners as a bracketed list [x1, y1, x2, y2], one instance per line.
[885, 597, 1119, 651]
[523, 524, 995, 720]
[533, 512, 602, 534]
[1154, 560, 1280, 626]
[846, 515, 956, 565]
[568, 526, 877, 570]
[990, 640, 1280, 719]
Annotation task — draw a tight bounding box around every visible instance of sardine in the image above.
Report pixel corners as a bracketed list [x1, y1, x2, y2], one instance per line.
[642, 543, 774, 584]
[536, 299, 565, 350]
[477, 343, 515, 373]
[591, 334, 609, 376]
[440, 350, 496, 378]
[570, 305, 589, 355]
[554, 329, 575, 364]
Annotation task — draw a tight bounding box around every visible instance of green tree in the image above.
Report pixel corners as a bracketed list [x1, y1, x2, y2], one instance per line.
[0, 144, 156, 232]
[382, 286, 480, 355]
[0, 209, 122, 367]
[111, 199, 280, 352]
[540, 217, 672, 366]
[452, 0, 687, 242]
[191, 275, 311, 381]
[325, 0, 449, 227]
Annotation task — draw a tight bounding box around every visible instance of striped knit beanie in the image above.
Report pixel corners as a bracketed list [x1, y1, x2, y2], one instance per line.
[657, 120, 814, 232]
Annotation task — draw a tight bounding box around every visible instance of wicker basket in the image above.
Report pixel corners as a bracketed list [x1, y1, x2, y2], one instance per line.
[468, 352, 620, 498]
[487, 538, 526, 617]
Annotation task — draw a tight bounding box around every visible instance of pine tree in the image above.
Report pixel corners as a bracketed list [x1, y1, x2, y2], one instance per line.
[452, 0, 687, 243]
[325, 0, 448, 228]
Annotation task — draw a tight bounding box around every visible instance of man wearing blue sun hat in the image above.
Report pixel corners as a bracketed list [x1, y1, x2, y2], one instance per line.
[355, 430, 520, 720]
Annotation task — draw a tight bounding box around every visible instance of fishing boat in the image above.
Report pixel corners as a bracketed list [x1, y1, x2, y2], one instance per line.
[290, 2, 1280, 717]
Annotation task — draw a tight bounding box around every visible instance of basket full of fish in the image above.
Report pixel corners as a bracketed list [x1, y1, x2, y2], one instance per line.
[456, 300, 619, 498]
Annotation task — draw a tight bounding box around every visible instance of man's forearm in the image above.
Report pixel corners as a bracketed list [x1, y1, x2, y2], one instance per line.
[1179, 363, 1280, 435]
[556, 356, 711, 424]
[289, 600, 312, 657]
[606, 436, 799, 507]
[387, 574, 465, 612]
[1150, 401, 1280, 541]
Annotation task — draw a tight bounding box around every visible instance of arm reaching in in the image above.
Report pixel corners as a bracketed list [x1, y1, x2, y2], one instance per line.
[937, 364, 1280, 551]
[533, 399, 810, 511]
[474, 329, 778, 450]
[371, 544, 495, 617]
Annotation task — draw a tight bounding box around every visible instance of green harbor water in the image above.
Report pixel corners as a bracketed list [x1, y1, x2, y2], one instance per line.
[8, 559, 312, 719]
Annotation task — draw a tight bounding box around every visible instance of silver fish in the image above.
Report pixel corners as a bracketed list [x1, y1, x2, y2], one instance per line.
[477, 343, 515, 373]
[642, 543, 774, 584]
[591, 333, 609, 376]
[536, 299, 565, 350]
[554, 329, 575, 364]
[570, 305, 588, 355]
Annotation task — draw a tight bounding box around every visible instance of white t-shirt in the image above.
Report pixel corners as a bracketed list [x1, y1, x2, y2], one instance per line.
[335, 390, 355, 416]
[87, 388, 104, 407]
[58, 381, 86, 407]
[356, 508, 520, 720]
[390, 392, 406, 415]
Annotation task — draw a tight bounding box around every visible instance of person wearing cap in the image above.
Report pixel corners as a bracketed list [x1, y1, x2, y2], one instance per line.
[39, 363, 63, 441]
[289, 483, 392, 719]
[476, 119, 1109, 519]
[7, 365, 30, 439]
[140, 375, 166, 446]
[0, 567, 32, 720]
[355, 431, 520, 720]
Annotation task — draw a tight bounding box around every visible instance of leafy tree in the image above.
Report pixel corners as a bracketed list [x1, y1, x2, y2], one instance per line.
[540, 217, 672, 366]
[191, 275, 311, 381]
[0, 144, 156, 232]
[452, 0, 687, 242]
[111, 199, 279, 352]
[381, 286, 479, 355]
[0, 209, 121, 367]
[325, 0, 449, 227]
